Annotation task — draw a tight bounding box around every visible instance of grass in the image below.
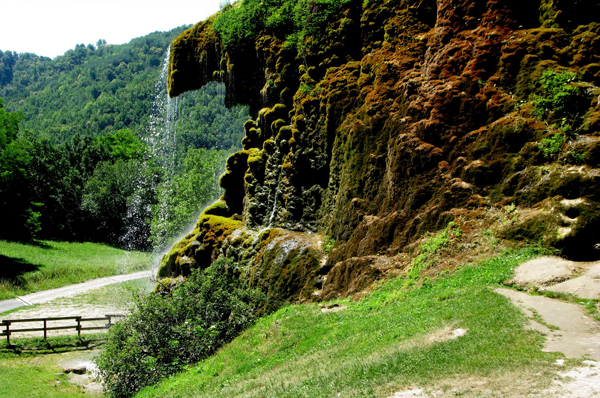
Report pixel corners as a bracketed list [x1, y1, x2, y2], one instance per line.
[0, 276, 156, 397]
[0, 240, 155, 300]
[0, 334, 106, 397]
[134, 246, 562, 398]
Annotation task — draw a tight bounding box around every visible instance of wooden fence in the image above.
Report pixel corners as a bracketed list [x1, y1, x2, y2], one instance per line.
[1, 315, 126, 345]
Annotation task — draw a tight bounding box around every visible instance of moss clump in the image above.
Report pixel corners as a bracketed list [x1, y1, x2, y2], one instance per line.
[203, 200, 230, 217]
[157, 213, 242, 278]
[223, 228, 322, 312]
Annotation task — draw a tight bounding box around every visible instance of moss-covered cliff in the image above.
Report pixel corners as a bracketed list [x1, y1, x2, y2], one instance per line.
[160, 0, 600, 305]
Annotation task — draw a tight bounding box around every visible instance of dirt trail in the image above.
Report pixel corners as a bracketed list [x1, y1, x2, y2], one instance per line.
[496, 288, 600, 360]
[19, 270, 154, 305]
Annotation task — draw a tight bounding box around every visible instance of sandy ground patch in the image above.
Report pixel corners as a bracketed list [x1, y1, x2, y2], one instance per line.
[511, 256, 600, 299]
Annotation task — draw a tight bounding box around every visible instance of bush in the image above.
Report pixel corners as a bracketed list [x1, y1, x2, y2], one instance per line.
[533, 69, 588, 126]
[213, 0, 356, 52]
[96, 257, 266, 398]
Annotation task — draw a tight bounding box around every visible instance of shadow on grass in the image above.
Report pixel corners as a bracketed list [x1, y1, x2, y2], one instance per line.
[0, 255, 41, 284]
[0, 334, 106, 357]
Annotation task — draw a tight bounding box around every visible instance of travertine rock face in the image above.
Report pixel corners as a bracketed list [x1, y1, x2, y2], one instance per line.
[161, 0, 600, 303]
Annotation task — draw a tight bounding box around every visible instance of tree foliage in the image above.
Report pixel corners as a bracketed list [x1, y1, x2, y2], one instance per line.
[213, 0, 356, 53]
[0, 100, 39, 240]
[96, 257, 266, 398]
[0, 29, 247, 152]
[0, 26, 249, 249]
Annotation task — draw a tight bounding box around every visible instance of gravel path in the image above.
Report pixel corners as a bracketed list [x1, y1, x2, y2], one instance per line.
[0, 270, 153, 313]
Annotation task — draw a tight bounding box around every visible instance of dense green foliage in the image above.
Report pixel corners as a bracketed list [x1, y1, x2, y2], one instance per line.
[0, 99, 39, 240]
[0, 37, 247, 150]
[533, 70, 589, 162]
[172, 82, 248, 154]
[214, 0, 356, 52]
[0, 32, 181, 142]
[533, 69, 588, 126]
[96, 257, 265, 398]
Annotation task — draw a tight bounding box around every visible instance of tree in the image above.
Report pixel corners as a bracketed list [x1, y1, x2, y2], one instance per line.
[0, 99, 40, 240]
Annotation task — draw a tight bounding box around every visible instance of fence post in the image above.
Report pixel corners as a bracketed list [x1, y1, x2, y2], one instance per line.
[43, 319, 47, 340]
[77, 316, 81, 339]
[5, 321, 10, 346]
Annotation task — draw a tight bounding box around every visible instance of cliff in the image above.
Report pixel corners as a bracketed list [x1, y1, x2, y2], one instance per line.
[159, 0, 600, 307]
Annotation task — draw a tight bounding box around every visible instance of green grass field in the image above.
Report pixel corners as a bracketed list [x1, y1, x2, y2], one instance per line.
[134, 247, 564, 398]
[0, 278, 156, 397]
[0, 334, 106, 397]
[0, 240, 155, 300]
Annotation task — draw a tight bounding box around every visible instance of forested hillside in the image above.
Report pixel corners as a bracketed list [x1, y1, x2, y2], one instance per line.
[0, 28, 249, 250]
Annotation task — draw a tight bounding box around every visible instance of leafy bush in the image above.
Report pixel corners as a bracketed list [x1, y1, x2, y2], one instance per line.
[539, 130, 566, 159]
[533, 69, 588, 125]
[213, 0, 356, 52]
[96, 257, 265, 398]
[533, 70, 591, 163]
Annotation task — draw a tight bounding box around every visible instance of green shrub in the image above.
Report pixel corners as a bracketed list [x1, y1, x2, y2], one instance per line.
[532, 70, 588, 126]
[539, 130, 566, 159]
[213, 0, 356, 52]
[322, 236, 335, 253]
[96, 257, 265, 398]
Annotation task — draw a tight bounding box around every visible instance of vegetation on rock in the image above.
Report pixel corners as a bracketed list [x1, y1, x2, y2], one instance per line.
[165, 0, 600, 298]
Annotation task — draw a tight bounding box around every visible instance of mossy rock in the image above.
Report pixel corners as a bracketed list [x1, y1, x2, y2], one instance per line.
[157, 214, 242, 278]
[203, 200, 230, 217]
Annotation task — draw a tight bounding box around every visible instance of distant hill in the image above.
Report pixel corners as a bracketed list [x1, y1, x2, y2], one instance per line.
[0, 27, 247, 152]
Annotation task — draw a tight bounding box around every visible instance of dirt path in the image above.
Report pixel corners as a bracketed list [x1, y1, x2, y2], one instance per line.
[18, 270, 154, 305]
[496, 288, 600, 361]
[0, 270, 153, 313]
[1, 276, 155, 395]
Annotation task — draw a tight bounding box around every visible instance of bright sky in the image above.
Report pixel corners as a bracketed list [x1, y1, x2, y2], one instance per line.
[0, 0, 224, 59]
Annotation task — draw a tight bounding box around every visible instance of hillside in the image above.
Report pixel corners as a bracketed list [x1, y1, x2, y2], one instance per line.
[0, 28, 246, 151]
[159, 0, 600, 308]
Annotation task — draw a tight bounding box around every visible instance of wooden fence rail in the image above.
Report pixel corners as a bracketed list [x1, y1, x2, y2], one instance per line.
[1, 315, 126, 345]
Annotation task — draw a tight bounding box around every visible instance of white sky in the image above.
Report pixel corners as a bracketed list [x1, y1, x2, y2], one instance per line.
[0, 0, 224, 59]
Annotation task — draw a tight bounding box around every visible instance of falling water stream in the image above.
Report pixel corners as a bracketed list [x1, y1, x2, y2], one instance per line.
[120, 46, 248, 256]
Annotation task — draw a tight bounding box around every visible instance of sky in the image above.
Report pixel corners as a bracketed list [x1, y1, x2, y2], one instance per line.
[0, 0, 225, 59]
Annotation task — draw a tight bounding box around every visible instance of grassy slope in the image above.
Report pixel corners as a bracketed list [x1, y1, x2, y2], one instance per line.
[0, 240, 154, 300]
[136, 247, 560, 398]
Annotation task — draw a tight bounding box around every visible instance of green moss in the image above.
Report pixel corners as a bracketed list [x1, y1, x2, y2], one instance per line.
[203, 200, 230, 217]
[502, 213, 559, 244]
[157, 214, 242, 278]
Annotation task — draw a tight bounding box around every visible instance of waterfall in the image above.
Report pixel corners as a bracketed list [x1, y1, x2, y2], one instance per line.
[147, 45, 178, 177]
[120, 46, 179, 253]
[119, 45, 249, 254]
